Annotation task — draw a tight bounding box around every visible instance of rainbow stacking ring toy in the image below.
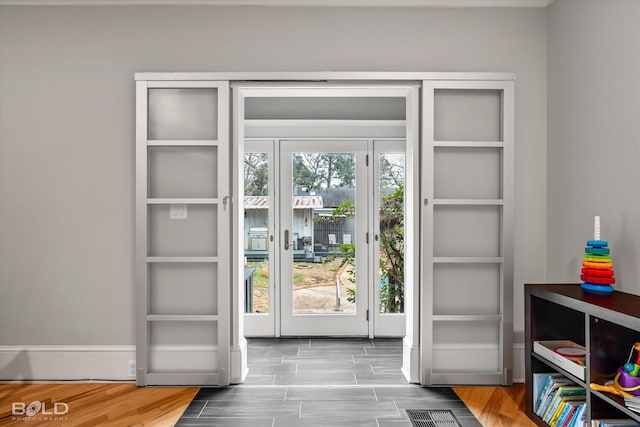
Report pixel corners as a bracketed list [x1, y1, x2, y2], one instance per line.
[581, 216, 615, 294]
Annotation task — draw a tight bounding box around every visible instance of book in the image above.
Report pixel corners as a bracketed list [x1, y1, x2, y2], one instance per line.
[591, 420, 640, 427]
[550, 400, 572, 426]
[624, 396, 640, 414]
[552, 399, 585, 427]
[567, 403, 586, 427]
[536, 375, 576, 417]
[534, 372, 557, 412]
[544, 385, 586, 423]
[559, 402, 581, 427]
[551, 400, 582, 427]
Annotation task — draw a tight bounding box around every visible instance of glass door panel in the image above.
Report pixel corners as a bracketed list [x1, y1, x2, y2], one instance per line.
[244, 152, 270, 314]
[280, 140, 368, 336]
[374, 140, 406, 337]
[378, 152, 405, 314]
[243, 141, 276, 337]
[291, 151, 357, 314]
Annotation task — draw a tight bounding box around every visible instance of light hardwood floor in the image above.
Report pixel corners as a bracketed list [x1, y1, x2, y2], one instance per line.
[454, 385, 537, 427]
[0, 383, 535, 426]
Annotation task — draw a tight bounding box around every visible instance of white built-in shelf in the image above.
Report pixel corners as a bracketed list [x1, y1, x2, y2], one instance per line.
[243, 119, 406, 127]
[147, 140, 219, 147]
[145, 372, 222, 386]
[147, 314, 219, 321]
[433, 314, 503, 322]
[146, 256, 219, 263]
[147, 198, 219, 205]
[433, 141, 504, 148]
[433, 199, 503, 206]
[433, 257, 503, 264]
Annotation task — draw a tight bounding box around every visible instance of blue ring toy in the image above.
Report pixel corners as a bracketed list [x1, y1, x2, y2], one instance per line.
[587, 240, 609, 248]
[585, 247, 610, 255]
[581, 282, 615, 294]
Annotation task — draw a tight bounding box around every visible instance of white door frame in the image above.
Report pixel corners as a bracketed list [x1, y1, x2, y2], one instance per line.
[232, 84, 421, 383]
[243, 138, 408, 338]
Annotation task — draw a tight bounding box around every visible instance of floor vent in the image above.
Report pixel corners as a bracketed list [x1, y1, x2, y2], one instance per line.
[406, 409, 462, 427]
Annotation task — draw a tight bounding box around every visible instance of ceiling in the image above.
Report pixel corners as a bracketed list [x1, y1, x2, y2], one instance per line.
[0, 0, 556, 7]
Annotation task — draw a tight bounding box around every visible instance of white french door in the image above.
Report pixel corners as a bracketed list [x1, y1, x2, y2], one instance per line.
[280, 140, 369, 336]
[243, 139, 406, 337]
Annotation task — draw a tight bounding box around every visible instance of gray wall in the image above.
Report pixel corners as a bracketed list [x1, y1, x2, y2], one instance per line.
[547, 0, 640, 294]
[0, 6, 547, 345]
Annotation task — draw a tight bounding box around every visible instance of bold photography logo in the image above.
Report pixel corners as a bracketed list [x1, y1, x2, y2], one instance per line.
[12, 401, 69, 420]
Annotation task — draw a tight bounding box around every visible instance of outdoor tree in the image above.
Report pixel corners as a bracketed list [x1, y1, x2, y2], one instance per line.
[379, 155, 404, 188]
[317, 197, 357, 305]
[292, 153, 355, 191]
[244, 153, 269, 196]
[378, 185, 404, 313]
[318, 188, 404, 313]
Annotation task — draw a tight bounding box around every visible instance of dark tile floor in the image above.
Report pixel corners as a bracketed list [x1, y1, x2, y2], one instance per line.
[176, 338, 482, 427]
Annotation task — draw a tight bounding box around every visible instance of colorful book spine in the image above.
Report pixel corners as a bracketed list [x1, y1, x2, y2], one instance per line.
[536, 374, 566, 414]
[545, 389, 586, 424]
[553, 401, 575, 427]
[567, 403, 586, 427]
[535, 373, 558, 413]
[536, 376, 575, 417]
[559, 402, 581, 427]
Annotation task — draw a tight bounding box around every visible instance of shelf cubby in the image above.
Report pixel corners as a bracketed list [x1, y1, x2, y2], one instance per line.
[525, 284, 640, 426]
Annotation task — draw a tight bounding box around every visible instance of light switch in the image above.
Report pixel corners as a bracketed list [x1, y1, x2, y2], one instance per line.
[169, 204, 188, 219]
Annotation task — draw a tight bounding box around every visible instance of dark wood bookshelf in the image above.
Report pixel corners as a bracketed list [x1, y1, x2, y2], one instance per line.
[525, 283, 640, 426]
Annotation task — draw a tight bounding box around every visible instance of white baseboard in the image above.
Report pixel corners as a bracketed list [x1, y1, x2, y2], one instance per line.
[0, 342, 526, 383]
[0, 346, 136, 381]
[230, 338, 248, 384]
[513, 342, 525, 383]
[401, 336, 420, 383]
[429, 342, 525, 384]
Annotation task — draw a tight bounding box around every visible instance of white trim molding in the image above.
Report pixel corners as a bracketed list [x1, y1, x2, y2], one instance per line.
[513, 342, 525, 383]
[230, 338, 249, 384]
[0, 343, 525, 382]
[427, 343, 525, 384]
[401, 336, 421, 383]
[0, 346, 136, 381]
[0, 0, 555, 7]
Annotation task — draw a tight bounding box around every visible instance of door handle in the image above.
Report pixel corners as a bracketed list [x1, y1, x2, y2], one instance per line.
[284, 229, 290, 250]
[223, 196, 232, 210]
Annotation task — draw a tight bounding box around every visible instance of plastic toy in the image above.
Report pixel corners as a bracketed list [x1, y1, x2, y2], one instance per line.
[616, 367, 640, 396]
[623, 343, 640, 377]
[590, 381, 635, 398]
[592, 343, 640, 397]
[590, 381, 634, 398]
[581, 216, 615, 294]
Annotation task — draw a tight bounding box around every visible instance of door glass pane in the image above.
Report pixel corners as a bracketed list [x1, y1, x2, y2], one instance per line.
[148, 88, 218, 140]
[434, 89, 502, 142]
[291, 152, 356, 314]
[379, 153, 405, 313]
[244, 152, 270, 314]
[149, 146, 218, 198]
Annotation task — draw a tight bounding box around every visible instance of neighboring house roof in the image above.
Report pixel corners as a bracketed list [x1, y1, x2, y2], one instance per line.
[244, 196, 323, 209]
[315, 188, 355, 207]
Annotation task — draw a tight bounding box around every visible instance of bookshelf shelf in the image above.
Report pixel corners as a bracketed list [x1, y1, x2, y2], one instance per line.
[532, 352, 587, 388]
[590, 390, 640, 422]
[525, 284, 640, 427]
